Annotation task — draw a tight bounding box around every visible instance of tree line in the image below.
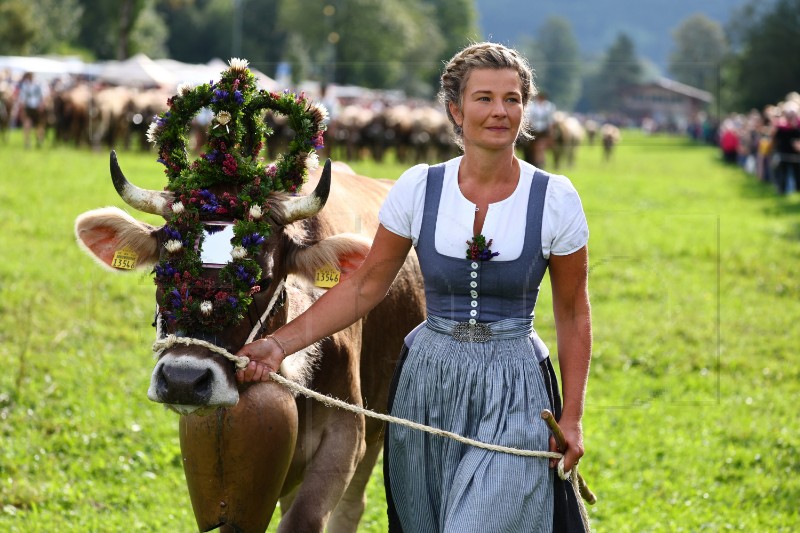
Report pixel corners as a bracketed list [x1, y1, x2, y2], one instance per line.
[0, 0, 796, 110]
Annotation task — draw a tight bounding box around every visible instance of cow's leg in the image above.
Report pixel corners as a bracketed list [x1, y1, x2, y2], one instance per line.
[277, 486, 299, 521]
[180, 381, 298, 533]
[277, 409, 364, 533]
[326, 424, 384, 533]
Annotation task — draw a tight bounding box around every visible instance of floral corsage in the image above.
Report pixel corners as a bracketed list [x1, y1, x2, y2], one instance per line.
[466, 234, 499, 261]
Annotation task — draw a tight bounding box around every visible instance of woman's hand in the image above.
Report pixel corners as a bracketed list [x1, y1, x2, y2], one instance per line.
[548, 416, 585, 473]
[235, 336, 286, 383]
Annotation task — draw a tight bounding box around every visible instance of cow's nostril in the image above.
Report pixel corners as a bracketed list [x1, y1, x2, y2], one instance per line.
[156, 365, 170, 399]
[194, 369, 213, 402]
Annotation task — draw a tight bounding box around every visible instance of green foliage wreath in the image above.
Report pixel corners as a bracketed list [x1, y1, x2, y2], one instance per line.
[147, 58, 327, 335]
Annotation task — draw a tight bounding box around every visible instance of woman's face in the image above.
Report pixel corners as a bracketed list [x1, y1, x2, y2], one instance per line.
[449, 68, 524, 152]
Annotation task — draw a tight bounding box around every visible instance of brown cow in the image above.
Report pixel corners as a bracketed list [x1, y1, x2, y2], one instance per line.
[600, 123, 621, 162]
[74, 155, 425, 532]
[549, 111, 585, 170]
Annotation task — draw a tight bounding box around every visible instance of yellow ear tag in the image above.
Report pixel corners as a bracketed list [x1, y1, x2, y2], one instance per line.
[111, 246, 139, 270]
[314, 264, 341, 288]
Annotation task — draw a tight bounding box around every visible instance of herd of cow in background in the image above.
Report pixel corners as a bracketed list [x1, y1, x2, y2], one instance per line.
[0, 72, 623, 169]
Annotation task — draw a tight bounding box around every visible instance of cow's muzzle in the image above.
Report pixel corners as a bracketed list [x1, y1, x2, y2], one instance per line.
[148, 353, 239, 415]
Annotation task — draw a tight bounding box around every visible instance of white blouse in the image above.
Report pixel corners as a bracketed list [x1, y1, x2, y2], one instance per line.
[378, 156, 588, 260]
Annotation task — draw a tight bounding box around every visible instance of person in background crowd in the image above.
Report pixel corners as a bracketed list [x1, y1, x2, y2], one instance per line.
[15, 72, 48, 149]
[524, 91, 556, 168]
[756, 105, 777, 183]
[771, 100, 800, 195]
[719, 118, 740, 164]
[235, 41, 592, 532]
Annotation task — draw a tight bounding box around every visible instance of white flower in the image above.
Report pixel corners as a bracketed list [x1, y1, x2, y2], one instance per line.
[177, 83, 193, 96]
[306, 151, 319, 170]
[249, 205, 263, 220]
[231, 246, 247, 260]
[200, 301, 213, 316]
[228, 58, 250, 72]
[146, 121, 160, 144]
[165, 240, 183, 253]
[315, 103, 330, 123]
[171, 201, 185, 214]
[215, 111, 231, 125]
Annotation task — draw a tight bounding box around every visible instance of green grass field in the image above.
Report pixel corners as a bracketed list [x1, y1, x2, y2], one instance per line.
[1, 129, 799, 532]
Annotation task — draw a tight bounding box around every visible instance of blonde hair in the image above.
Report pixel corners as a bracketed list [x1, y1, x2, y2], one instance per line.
[438, 42, 537, 149]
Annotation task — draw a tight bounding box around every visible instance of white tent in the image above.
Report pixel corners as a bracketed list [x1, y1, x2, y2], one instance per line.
[153, 58, 221, 86]
[0, 55, 99, 81]
[154, 58, 279, 91]
[96, 53, 176, 88]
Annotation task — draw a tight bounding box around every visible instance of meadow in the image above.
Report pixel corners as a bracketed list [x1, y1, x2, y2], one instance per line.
[1, 129, 799, 532]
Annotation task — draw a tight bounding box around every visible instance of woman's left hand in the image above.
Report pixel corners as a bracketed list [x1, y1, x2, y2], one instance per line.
[549, 416, 585, 473]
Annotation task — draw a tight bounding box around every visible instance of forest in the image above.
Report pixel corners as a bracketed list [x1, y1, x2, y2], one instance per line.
[1, 0, 798, 115]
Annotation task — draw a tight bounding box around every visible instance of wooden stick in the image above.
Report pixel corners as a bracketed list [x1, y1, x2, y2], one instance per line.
[541, 409, 597, 505]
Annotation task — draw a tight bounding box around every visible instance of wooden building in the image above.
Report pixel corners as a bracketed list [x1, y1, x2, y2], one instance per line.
[622, 77, 713, 131]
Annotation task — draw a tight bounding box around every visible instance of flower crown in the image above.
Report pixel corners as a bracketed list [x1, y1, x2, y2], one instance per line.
[146, 58, 327, 335]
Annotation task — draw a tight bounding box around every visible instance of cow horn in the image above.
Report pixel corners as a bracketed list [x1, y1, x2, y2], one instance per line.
[280, 158, 332, 224]
[110, 151, 173, 217]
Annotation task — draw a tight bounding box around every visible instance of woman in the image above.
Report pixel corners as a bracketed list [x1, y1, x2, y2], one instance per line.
[237, 42, 591, 532]
[16, 72, 46, 149]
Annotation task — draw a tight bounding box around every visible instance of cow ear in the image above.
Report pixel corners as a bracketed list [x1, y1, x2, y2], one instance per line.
[286, 233, 371, 284]
[75, 207, 160, 272]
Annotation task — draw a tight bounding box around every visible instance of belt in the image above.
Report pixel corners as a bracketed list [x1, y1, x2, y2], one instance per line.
[425, 315, 533, 343]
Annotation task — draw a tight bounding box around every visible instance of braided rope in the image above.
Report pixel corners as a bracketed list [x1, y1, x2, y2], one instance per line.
[244, 280, 285, 345]
[152, 335, 250, 369]
[268, 370, 589, 527]
[150, 336, 590, 528]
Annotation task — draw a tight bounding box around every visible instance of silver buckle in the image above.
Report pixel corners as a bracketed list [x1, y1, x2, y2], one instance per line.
[451, 322, 493, 342]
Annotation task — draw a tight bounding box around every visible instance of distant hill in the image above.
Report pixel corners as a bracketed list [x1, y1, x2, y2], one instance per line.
[474, 0, 746, 71]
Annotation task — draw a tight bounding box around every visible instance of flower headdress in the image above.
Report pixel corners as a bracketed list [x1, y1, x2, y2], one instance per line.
[146, 58, 327, 335]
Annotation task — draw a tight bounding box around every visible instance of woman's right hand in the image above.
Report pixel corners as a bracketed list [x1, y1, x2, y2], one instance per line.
[235, 337, 286, 383]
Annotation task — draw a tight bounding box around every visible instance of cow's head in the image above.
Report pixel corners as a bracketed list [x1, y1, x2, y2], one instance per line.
[76, 154, 369, 415]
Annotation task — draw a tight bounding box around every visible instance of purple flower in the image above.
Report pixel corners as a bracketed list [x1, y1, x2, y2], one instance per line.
[212, 89, 229, 102]
[204, 149, 220, 162]
[156, 158, 168, 166]
[199, 190, 220, 212]
[199, 189, 217, 201]
[234, 265, 255, 285]
[169, 289, 183, 308]
[241, 233, 265, 248]
[156, 113, 169, 127]
[164, 227, 182, 241]
[233, 90, 244, 104]
[155, 263, 177, 278]
[227, 296, 239, 308]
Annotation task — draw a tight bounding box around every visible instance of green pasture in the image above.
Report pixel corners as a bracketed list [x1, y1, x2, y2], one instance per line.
[1, 130, 799, 532]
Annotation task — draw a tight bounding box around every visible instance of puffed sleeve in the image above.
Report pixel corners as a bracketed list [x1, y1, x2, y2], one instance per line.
[542, 174, 589, 258]
[378, 163, 428, 246]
